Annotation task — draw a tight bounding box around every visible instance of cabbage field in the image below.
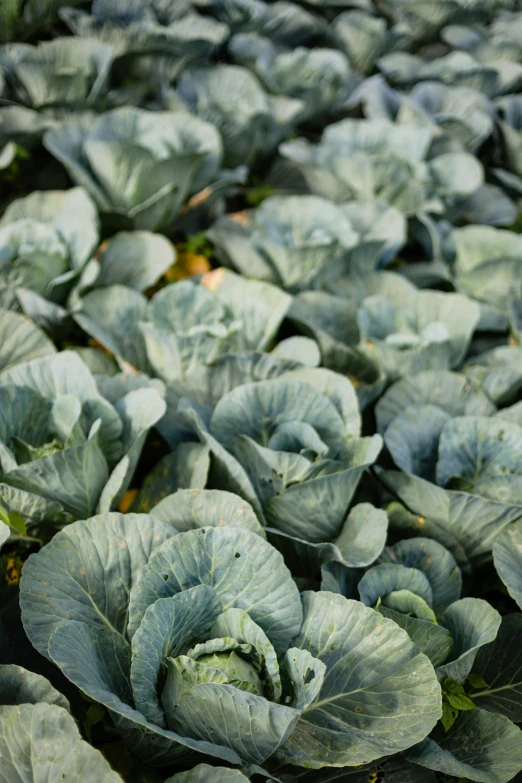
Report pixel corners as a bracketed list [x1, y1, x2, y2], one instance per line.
[3, 0, 522, 781]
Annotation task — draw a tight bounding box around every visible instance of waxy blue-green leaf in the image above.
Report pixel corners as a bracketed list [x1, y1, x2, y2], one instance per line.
[200, 267, 291, 353]
[178, 65, 304, 169]
[452, 225, 522, 311]
[0, 351, 123, 460]
[331, 11, 391, 74]
[271, 336, 321, 367]
[0, 664, 70, 711]
[212, 607, 282, 701]
[278, 592, 441, 767]
[170, 679, 300, 765]
[48, 620, 242, 767]
[379, 607, 454, 667]
[268, 501, 387, 576]
[20, 512, 173, 656]
[0, 218, 69, 311]
[379, 469, 522, 569]
[0, 309, 56, 372]
[177, 405, 263, 520]
[436, 416, 522, 504]
[0, 38, 114, 110]
[384, 405, 450, 481]
[464, 347, 522, 407]
[210, 378, 345, 454]
[0, 702, 123, 783]
[165, 766, 249, 783]
[230, 34, 357, 122]
[378, 538, 461, 615]
[407, 709, 522, 783]
[127, 527, 302, 654]
[44, 108, 223, 231]
[130, 585, 221, 727]
[239, 435, 381, 543]
[74, 286, 153, 374]
[333, 503, 388, 567]
[358, 563, 434, 610]
[280, 647, 326, 710]
[358, 290, 480, 382]
[209, 195, 358, 288]
[437, 598, 501, 683]
[0, 483, 71, 529]
[150, 489, 264, 537]
[493, 519, 522, 610]
[1, 187, 99, 271]
[279, 367, 361, 438]
[132, 445, 211, 514]
[375, 370, 495, 435]
[159, 352, 301, 441]
[98, 387, 166, 512]
[4, 425, 109, 520]
[91, 231, 175, 293]
[0, 385, 51, 454]
[471, 613, 522, 721]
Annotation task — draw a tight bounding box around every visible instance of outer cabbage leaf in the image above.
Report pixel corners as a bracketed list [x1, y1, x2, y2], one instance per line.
[378, 469, 522, 570]
[0, 309, 56, 372]
[277, 592, 441, 767]
[150, 488, 265, 538]
[0, 664, 69, 711]
[471, 614, 522, 722]
[20, 512, 174, 656]
[376, 370, 495, 434]
[165, 765, 249, 783]
[493, 519, 522, 610]
[0, 702, 123, 782]
[407, 709, 522, 783]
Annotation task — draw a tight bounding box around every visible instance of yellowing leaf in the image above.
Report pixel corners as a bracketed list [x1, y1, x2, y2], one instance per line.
[118, 489, 138, 513]
[166, 252, 211, 282]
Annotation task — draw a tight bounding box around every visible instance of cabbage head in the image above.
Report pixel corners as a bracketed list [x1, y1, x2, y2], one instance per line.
[44, 107, 227, 231]
[0, 352, 165, 535]
[20, 511, 441, 768]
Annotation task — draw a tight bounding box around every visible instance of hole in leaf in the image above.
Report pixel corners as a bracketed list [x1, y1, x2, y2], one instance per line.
[234, 552, 241, 559]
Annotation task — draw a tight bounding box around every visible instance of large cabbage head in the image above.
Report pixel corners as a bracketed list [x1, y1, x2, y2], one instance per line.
[19, 511, 441, 768]
[72, 269, 291, 379]
[0, 352, 165, 535]
[0, 188, 99, 316]
[280, 118, 483, 216]
[174, 367, 383, 557]
[378, 49, 522, 96]
[177, 64, 304, 168]
[383, 0, 513, 44]
[61, 6, 229, 87]
[229, 33, 359, 121]
[44, 107, 225, 230]
[201, 0, 324, 46]
[208, 194, 359, 289]
[0, 38, 114, 147]
[210, 197, 406, 292]
[358, 289, 480, 381]
[0, 38, 113, 112]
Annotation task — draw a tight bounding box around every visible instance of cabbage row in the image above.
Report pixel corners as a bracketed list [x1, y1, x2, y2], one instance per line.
[2, 1, 522, 781]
